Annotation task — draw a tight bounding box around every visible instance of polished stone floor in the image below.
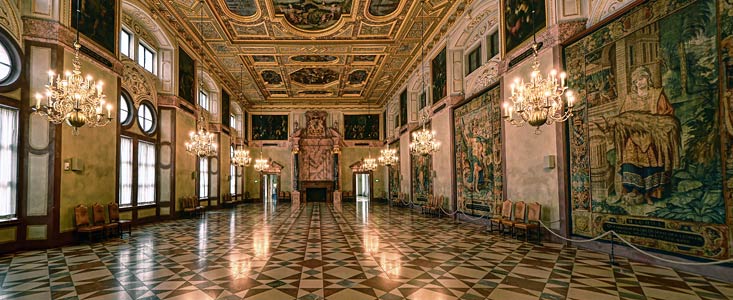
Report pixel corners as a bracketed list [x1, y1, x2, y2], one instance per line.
[1, 201, 732, 300]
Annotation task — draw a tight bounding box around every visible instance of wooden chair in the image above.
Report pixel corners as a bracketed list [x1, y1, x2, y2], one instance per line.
[75, 204, 103, 242]
[501, 201, 526, 236]
[489, 200, 512, 233]
[182, 197, 196, 217]
[92, 203, 116, 238]
[108, 202, 132, 237]
[514, 202, 542, 243]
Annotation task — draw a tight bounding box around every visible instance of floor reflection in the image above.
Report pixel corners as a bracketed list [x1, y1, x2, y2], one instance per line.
[0, 202, 731, 300]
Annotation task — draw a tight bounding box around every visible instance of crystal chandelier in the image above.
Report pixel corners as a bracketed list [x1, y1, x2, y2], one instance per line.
[377, 147, 398, 166]
[185, 112, 217, 157]
[503, 10, 575, 133]
[362, 156, 378, 172]
[253, 146, 270, 172]
[33, 0, 112, 136]
[232, 146, 251, 167]
[410, 113, 440, 156]
[409, 1, 440, 157]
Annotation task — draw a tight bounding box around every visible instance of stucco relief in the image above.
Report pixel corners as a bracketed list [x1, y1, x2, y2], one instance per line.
[588, 0, 636, 26]
[0, 0, 21, 44]
[122, 60, 158, 106]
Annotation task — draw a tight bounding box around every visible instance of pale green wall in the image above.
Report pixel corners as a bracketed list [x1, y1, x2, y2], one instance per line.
[59, 50, 118, 233]
[175, 110, 196, 209]
[220, 134, 231, 197]
[340, 147, 386, 198]
[0, 227, 17, 243]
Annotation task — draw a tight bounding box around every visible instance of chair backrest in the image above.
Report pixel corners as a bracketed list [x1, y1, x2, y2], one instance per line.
[108, 202, 120, 222]
[527, 202, 541, 223]
[92, 203, 105, 225]
[75, 204, 90, 227]
[501, 200, 512, 218]
[514, 201, 527, 222]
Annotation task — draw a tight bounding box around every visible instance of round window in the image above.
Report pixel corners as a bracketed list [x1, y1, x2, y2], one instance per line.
[119, 93, 133, 126]
[0, 43, 11, 83]
[137, 103, 156, 134]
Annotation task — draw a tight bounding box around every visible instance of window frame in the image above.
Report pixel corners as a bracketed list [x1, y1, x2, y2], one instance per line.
[137, 40, 156, 74]
[119, 91, 134, 127]
[0, 27, 22, 90]
[199, 90, 209, 111]
[488, 31, 500, 59]
[198, 157, 209, 199]
[0, 104, 19, 222]
[120, 27, 133, 58]
[466, 44, 482, 76]
[118, 136, 134, 208]
[136, 141, 156, 206]
[137, 101, 157, 135]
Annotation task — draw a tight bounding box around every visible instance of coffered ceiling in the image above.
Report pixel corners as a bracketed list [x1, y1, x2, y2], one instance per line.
[157, 0, 465, 107]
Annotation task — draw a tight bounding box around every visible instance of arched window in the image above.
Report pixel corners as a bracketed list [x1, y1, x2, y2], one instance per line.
[119, 92, 133, 126]
[0, 28, 21, 88]
[137, 102, 156, 134]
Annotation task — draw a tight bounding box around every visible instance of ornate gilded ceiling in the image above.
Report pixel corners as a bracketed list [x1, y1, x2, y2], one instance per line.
[159, 0, 463, 107]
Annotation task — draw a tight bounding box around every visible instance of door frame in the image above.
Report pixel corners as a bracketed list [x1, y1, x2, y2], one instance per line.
[352, 171, 373, 202]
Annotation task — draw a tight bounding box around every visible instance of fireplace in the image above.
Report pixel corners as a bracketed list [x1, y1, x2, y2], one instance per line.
[301, 181, 334, 202]
[306, 188, 327, 202]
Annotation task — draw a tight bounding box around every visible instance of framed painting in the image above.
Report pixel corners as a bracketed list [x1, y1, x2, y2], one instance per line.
[399, 89, 407, 127]
[344, 114, 379, 140]
[501, 0, 546, 56]
[411, 124, 433, 204]
[244, 112, 248, 141]
[72, 0, 117, 54]
[382, 110, 387, 139]
[252, 114, 288, 140]
[565, 0, 732, 259]
[178, 48, 195, 105]
[222, 89, 230, 127]
[431, 48, 447, 103]
[453, 84, 503, 216]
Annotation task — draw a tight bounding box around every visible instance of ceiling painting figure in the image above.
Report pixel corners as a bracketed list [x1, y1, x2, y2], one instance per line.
[272, 0, 353, 31]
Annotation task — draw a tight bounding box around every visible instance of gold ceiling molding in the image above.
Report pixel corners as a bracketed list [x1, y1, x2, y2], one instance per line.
[155, 0, 462, 106]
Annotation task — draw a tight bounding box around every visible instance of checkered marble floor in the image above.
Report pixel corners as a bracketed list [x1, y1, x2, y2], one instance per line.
[1, 201, 732, 300]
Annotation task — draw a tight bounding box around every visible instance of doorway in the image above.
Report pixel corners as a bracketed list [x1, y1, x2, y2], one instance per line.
[261, 174, 279, 204]
[354, 172, 372, 202]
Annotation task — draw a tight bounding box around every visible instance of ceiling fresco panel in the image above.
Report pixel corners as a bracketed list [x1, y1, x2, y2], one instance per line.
[290, 68, 340, 85]
[252, 55, 277, 63]
[272, 0, 353, 31]
[368, 0, 400, 16]
[224, 0, 258, 16]
[261, 70, 284, 85]
[291, 55, 339, 63]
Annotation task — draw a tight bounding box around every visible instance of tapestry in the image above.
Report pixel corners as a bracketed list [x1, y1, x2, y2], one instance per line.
[252, 115, 288, 140]
[399, 89, 407, 127]
[178, 48, 195, 105]
[453, 85, 502, 216]
[388, 141, 400, 199]
[72, 0, 116, 54]
[502, 0, 545, 55]
[344, 114, 379, 140]
[431, 48, 447, 102]
[411, 124, 432, 203]
[565, 0, 732, 259]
